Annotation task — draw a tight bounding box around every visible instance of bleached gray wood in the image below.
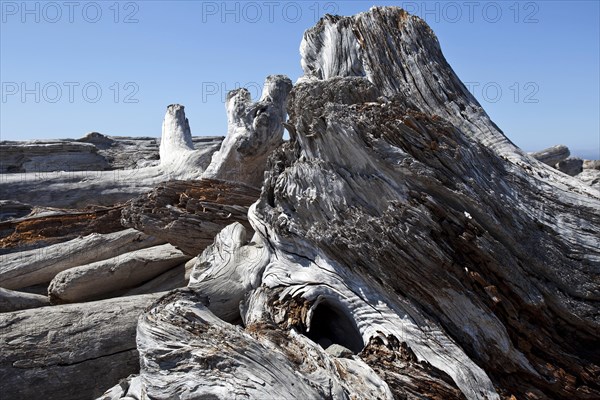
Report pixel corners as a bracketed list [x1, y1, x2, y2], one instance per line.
[48, 244, 190, 304]
[202, 75, 292, 188]
[529, 144, 570, 166]
[0, 287, 49, 312]
[159, 104, 195, 167]
[132, 7, 600, 400]
[124, 262, 187, 297]
[184, 256, 197, 281]
[556, 157, 583, 176]
[136, 289, 394, 400]
[0, 140, 110, 173]
[0, 229, 164, 290]
[583, 159, 600, 170]
[188, 222, 269, 323]
[121, 179, 260, 256]
[0, 200, 32, 221]
[577, 168, 600, 190]
[0, 105, 221, 209]
[4, 6, 599, 400]
[96, 374, 142, 400]
[0, 293, 162, 400]
[0, 132, 224, 174]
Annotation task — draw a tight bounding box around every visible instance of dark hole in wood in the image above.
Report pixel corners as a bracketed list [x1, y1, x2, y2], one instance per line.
[305, 301, 363, 354]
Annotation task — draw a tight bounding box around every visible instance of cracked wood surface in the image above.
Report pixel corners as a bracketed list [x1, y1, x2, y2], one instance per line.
[125, 7, 599, 400]
[0, 293, 162, 400]
[121, 179, 260, 256]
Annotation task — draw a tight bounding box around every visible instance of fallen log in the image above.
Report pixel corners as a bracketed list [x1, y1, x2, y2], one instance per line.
[121, 179, 260, 256]
[48, 243, 190, 304]
[0, 205, 124, 254]
[0, 229, 164, 290]
[124, 262, 187, 296]
[0, 293, 162, 400]
[0, 287, 49, 312]
[0, 105, 221, 209]
[556, 157, 583, 176]
[0, 200, 32, 222]
[529, 145, 571, 166]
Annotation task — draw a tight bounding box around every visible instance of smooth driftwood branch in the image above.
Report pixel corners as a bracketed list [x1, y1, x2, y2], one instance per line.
[124, 262, 188, 297]
[48, 243, 190, 304]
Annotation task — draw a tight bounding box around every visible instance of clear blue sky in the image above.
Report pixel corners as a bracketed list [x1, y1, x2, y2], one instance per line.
[1, 1, 599, 158]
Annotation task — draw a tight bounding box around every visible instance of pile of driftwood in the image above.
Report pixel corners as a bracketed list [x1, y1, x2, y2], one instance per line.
[1, 7, 599, 400]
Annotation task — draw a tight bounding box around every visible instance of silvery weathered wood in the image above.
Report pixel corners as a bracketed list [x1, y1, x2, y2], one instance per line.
[583, 159, 600, 170]
[184, 256, 198, 280]
[137, 289, 395, 400]
[77, 132, 161, 170]
[48, 243, 190, 304]
[0, 140, 110, 173]
[202, 75, 292, 188]
[96, 375, 142, 400]
[0, 105, 221, 209]
[3, 6, 599, 400]
[577, 169, 600, 190]
[124, 262, 187, 297]
[0, 287, 49, 312]
[132, 7, 600, 400]
[0, 200, 32, 222]
[121, 179, 260, 256]
[0, 293, 162, 400]
[1, 132, 224, 173]
[159, 104, 195, 167]
[0, 229, 164, 289]
[529, 144, 571, 166]
[188, 222, 269, 323]
[48, 244, 191, 304]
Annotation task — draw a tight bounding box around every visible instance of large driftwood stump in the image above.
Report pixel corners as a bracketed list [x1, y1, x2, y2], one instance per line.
[130, 7, 599, 400]
[202, 75, 293, 188]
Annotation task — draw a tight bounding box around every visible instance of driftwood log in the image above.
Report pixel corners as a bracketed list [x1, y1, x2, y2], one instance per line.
[0, 105, 221, 209]
[47, 243, 190, 304]
[127, 7, 600, 400]
[124, 262, 188, 296]
[529, 145, 570, 166]
[0, 229, 164, 290]
[2, 6, 599, 400]
[0, 293, 162, 400]
[121, 179, 260, 256]
[0, 205, 124, 254]
[0, 287, 49, 312]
